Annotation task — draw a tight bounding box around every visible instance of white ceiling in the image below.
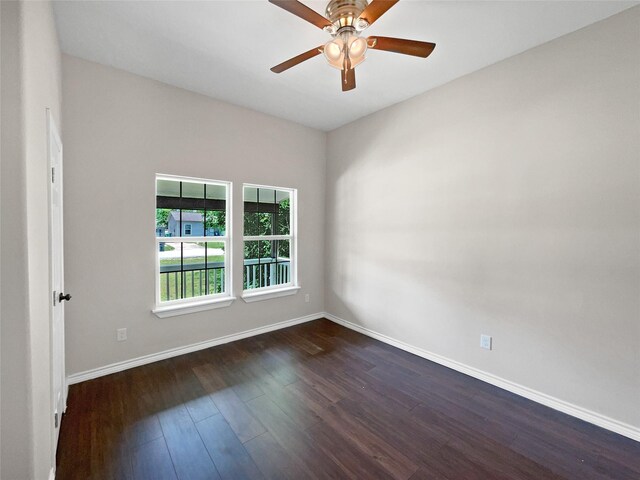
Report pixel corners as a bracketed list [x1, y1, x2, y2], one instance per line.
[53, 1, 637, 131]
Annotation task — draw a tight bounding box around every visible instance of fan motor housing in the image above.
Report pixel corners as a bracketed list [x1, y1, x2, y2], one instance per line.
[325, 0, 368, 28]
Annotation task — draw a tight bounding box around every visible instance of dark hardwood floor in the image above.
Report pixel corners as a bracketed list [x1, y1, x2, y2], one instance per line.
[56, 319, 640, 480]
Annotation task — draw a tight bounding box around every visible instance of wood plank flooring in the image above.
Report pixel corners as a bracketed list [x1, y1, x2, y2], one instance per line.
[56, 319, 640, 480]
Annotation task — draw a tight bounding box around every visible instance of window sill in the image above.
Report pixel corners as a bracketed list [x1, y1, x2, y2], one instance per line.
[153, 296, 236, 318]
[241, 286, 300, 303]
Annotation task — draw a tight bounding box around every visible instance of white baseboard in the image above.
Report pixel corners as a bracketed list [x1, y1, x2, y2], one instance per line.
[49, 467, 56, 480]
[324, 312, 640, 443]
[66, 312, 324, 385]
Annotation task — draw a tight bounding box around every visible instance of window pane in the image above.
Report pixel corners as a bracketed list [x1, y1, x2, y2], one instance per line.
[243, 186, 258, 203]
[206, 241, 225, 268]
[276, 240, 291, 285]
[244, 241, 259, 290]
[276, 192, 291, 235]
[156, 178, 180, 236]
[243, 186, 290, 236]
[244, 186, 261, 236]
[243, 240, 290, 290]
[206, 184, 226, 200]
[259, 188, 276, 205]
[205, 210, 226, 237]
[204, 240, 225, 295]
[157, 179, 180, 197]
[205, 184, 227, 236]
[163, 210, 178, 237]
[182, 181, 204, 199]
[244, 211, 272, 236]
[159, 241, 182, 301]
[260, 240, 273, 262]
[156, 208, 172, 237]
[158, 241, 226, 302]
[181, 241, 206, 271]
[181, 209, 204, 236]
[207, 267, 225, 295]
[181, 241, 208, 299]
[276, 239, 290, 261]
[244, 241, 259, 262]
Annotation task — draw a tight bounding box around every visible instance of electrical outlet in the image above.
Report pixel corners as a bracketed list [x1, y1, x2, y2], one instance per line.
[117, 328, 127, 342]
[304, 294, 310, 303]
[480, 334, 492, 350]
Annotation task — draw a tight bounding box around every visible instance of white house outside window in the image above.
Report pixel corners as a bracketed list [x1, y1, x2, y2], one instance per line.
[242, 184, 298, 302]
[153, 174, 233, 316]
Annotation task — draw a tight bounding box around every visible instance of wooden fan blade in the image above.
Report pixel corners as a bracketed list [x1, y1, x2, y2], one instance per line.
[341, 68, 356, 91]
[269, 0, 331, 29]
[358, 0, 399, 26]
[271, 46, 323, 73]
[367, 36, 436, 58]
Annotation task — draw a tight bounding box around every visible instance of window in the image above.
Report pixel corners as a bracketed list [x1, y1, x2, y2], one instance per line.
[243, 184, 298, 300]
[154, 175, 233, 316]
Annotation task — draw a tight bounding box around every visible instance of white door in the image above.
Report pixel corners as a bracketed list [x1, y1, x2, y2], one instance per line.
[48, 110, 67, 452]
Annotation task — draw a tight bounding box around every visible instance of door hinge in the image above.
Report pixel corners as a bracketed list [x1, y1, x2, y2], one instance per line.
[53, 290, 57, 306]
[54, 412, 59, 428]
[51, 167, 55, 184]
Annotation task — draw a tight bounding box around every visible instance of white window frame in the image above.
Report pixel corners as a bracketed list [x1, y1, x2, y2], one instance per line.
[242, 183, 299, 303]
[153, 174, 234, 317]
[184, 223, 192, 235]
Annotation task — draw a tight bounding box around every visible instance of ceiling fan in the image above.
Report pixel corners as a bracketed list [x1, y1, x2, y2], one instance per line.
[269, 0, 436, 91]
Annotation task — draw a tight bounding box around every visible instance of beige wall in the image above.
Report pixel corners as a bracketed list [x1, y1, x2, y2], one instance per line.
[62, 55, 326, 376]
[325, 7, 640, 429]
[1, 3, 30, 477]
[1, 0, 62, 478]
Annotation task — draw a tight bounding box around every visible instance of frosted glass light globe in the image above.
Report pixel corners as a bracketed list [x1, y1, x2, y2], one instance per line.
[349, 37, 367, 59]
[324, 38, 345, 69]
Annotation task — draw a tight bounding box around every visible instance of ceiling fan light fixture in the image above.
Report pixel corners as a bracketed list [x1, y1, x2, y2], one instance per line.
[324, 38, 345, 69]
[348, 36, 367, 60]
[338, 15, 356, 28]
[349, 55, 365, 69]
[325, 0, 368, 27]
[325, 34, 367, 70]
[268, 0, 435, 91]
[323, 24, 338, 35]
[354, 17, 369, 32]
